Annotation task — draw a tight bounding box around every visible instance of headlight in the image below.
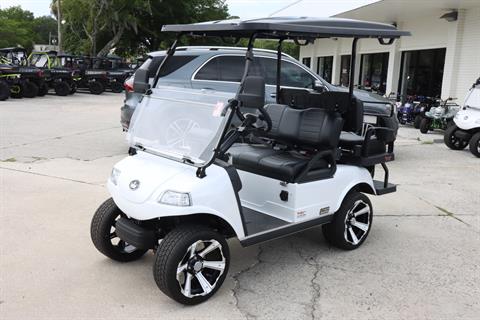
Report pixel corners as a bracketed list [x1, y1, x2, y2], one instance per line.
[110, 168, 121, 185]
[159, 190, 191, 206]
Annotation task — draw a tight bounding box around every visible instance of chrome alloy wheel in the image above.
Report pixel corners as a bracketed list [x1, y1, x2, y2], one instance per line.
[344, 200, 371, 245]
[176, 239, 226, 298]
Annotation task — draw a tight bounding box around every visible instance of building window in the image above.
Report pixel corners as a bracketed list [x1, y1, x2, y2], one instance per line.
[339, 55, 351, 87]
[399, 48, 446, 98]
[302, 57, 311, 68]
[317, 56, 333, 83]
[359, 52, 389, 95]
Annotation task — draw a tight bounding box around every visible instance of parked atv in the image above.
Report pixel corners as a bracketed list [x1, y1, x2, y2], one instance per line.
[419, 98, 460, 133]
[28, 51, 76, 96]
[413, 96, 438, 129]
[0, 60, 32, 99]
[58, 55, 107, 95]
[91, 56, 133, 93]
[444, 77, 480, 157]
[397, 95, 417, 125]
[0, 47, 47, 98]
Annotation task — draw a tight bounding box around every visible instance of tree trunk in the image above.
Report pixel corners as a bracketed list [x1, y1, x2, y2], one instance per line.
[96, 26, 125, 57]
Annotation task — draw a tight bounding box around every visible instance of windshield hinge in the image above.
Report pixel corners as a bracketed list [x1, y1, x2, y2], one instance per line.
[196, 167, 206, 179]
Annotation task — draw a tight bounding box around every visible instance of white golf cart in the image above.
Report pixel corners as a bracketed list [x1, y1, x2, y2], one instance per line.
[444, 77, 480, 157]
[90, 17, 410, 305]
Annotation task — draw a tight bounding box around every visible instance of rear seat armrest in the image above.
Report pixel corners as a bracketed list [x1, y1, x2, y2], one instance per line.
[362, 127, 395, 156]
[296, 149, 336, 182]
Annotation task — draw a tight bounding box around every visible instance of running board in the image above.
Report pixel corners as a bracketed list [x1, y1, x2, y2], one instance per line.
[239, 215, 333, 247]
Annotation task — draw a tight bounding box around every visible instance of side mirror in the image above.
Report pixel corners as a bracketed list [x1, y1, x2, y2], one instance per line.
[313, 80, 325, 92]
[133, 68, 150, 93]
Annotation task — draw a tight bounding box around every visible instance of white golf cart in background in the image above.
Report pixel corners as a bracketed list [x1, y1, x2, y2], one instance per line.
[444, 77, 480, 157]
[90, 17, 410, 305]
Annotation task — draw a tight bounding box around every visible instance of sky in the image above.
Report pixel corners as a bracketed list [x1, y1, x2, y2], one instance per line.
[0, 0, 378, 19]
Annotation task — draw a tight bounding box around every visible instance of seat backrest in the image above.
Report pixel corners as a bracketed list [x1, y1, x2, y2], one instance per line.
[343, 97, 364, 134]
[264, 104, 343, 149]
[238, 76, 265, 109]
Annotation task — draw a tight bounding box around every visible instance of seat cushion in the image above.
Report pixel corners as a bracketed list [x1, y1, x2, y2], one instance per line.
[339, 131, 364, 147]
[229, 144, 328, 182]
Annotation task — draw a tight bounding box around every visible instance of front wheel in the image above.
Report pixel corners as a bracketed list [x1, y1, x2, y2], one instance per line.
[110, 81, 124, 93]
[153, 225, 229, 305]
[414, 115, 422, 129]
[322, 191, 373, 250]
[54, 81, 71, 96]
[469, 132, 480, 158]
[89, 81, 105, 95]
[0, 81, 9, 100]
[419, 118, 430, 134]
[444, 125, 468, 150]
[90, 198, 148, 262]
[23, 81, 39, 98]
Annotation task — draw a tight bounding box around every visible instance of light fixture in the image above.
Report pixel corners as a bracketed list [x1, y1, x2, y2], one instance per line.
[440, 10, 458, 22]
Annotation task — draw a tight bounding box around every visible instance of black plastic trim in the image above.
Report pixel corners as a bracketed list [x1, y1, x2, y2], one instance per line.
[115, 218, 156, 249]
[240, 214, 333, 247]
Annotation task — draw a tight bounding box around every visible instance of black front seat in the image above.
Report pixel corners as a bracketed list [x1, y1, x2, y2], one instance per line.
[229, 104, 343, 183]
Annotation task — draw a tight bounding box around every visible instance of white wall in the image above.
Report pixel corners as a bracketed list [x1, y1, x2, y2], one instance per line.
[299, 7, 479, 99]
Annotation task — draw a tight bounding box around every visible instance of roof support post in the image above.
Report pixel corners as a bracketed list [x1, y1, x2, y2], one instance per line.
[152, 33, 183, 89]
[349, 37, 359, 100]
[236, 33, 257, 97]
[276, 39, 284, 103]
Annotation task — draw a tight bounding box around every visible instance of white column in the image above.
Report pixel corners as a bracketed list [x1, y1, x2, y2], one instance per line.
[441, 10, 465, 100]
[331, 40, 341, 85]
[386, 36, 402, 95]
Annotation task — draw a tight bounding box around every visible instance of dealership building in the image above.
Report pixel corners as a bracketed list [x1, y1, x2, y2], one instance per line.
[299, 0, 480, 101]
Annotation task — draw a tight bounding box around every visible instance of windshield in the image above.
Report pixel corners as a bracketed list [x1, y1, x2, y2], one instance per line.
[127, 86, 232, 166]
[29, 54, 48, 68]
[465, 85, 480, 109]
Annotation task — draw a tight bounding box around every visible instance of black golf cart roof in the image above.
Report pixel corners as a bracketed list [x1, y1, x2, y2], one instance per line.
[162, 17, 410, 39]
[0, 47, 26, 53]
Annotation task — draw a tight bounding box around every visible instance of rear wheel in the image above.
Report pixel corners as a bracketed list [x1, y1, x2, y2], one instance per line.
[10, 82, 25, 99]
[54, 81, 70, 96]
[110, 81, 124, 93]
[37, 83, 49, 96]
[469, 132, 480, 158]
[0, 81, 9, 100]
[444, 125, 468, 150]
[90, 198, 148, 262]
[89, 81, 105, 95]
[23, 81, 39, 98]
[153, 225, 229, 305]
[323, 191, 373, 250]
[414, 115, 422, 129]
[420, 118, 430, 134]
[69, 83, 77, 94]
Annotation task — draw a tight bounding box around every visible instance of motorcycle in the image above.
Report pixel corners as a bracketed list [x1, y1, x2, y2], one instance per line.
[419, 98, 460, 133]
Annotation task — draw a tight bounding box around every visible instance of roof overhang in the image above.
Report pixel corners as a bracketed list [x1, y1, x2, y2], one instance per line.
[162, 17, 410, 40]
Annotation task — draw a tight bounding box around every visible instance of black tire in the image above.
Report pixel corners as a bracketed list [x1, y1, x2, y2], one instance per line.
[419, 118, 430, 134]
[0, 81, 9, 101]
[89, 81, 105, 95]
[10, 82, 25, 99]
[90, 198, 148, 262]
[37, 83, 49, 96]
[322, 191, 373, 250]
[153, 225, 230, 305]
[70, 83, 77, 94]
[414, 115, 422, 129]
[23, 81, 39, 98]
[444, 125, 468, 150]
[469, 132, 480, 158]
[110, 81, 124, 93]
[54, 81, 71, 96]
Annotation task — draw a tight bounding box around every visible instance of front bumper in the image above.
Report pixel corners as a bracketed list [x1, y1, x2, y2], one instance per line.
[115, 217, 157, 249]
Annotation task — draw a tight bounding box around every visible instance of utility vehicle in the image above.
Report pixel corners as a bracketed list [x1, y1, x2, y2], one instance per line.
[57, 55, 106, 95]
[0, 62, 22, 100]
[28, 51, 77, 96]
[90, 17, 409, 305]
[444, 77, 480, 157]
[419, 97, 459, 133]
[0, 47, 47, 98]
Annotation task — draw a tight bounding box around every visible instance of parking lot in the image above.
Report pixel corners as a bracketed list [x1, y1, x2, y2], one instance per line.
[1, 94, 479, 319]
